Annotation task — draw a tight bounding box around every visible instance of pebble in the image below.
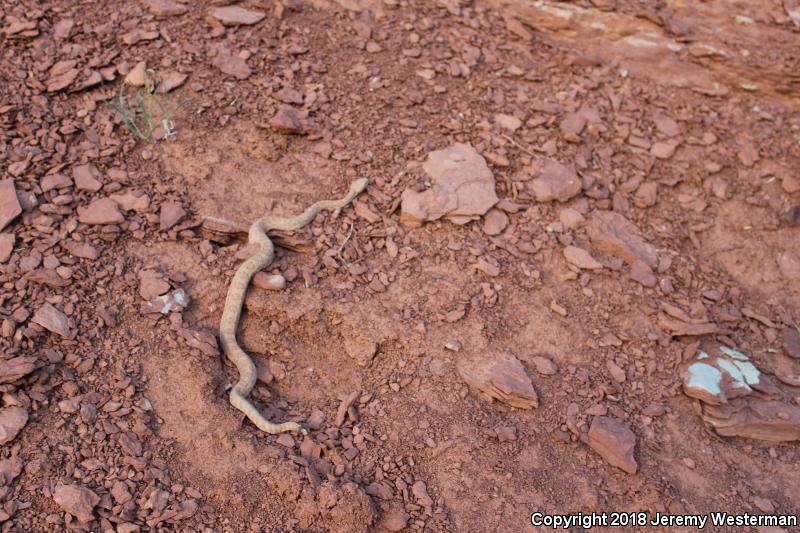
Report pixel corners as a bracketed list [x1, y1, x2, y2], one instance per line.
[0, 179, 22, 232]
[379, 502, 409, 531]
[143, 0, 187, 16]
[530, 355, 558, 375]
[77, 198, 124, 225]
[458, 352, 538, 409]
[159, 201, 186, 231]
[0, 356, 37, 383]
[629, 260, 657, 287]
[782, 327, 800, 359]
[587, 416, 638, 474]
[268, 105, 305, 134]
[110, 190, 150, 212]
[411, 481, 433, 507]
[63, 241, 98, 260]
[559, 208, 584, 229]
[31, 303, 71, 337]
[276, 434, 295, 448]
[211, 6, 266, 26]
[494, 113, 522, 131]
[482, 208, 508, 236]
[0, 233, 14, 263]
[139, 276, 171, 300]
[156, 71, 188, 93]
[0, 457, 23, 485]
[213, 47, 252, 80]
[125, 61, 148, 87]
[253, 273, 286, 291]
[400, 143, 498, 227]
[344, 335, 378, 367]
[53, 484, 100, 523]
[41, 173, 72, 192]
[45, 60, 79, 92]
[606, 360, 626, 382]
[563, 246, 602, 270]
[0, 407, 28, 445]
[650, 141, 678, 159]
[495, 426, 518, 442]
[530, 159, 582, 202]
[586, 211, 658, 268]
[52, 18, 74, 40]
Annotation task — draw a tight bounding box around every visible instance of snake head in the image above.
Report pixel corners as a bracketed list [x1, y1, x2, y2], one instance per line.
[351, 177, 369, 194]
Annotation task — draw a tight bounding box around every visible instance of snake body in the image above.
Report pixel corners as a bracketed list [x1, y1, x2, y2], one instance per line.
[219, 178, 369, 434]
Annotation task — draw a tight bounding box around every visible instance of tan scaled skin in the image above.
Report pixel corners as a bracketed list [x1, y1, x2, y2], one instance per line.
[219, 178, 369, 435]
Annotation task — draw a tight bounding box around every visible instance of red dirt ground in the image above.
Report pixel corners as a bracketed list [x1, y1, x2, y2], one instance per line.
[1, 0, 799, 531]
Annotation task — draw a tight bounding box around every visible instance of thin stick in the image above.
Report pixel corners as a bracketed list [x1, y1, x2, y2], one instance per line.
[501, 134, 539, 157]
[337, 223, 355, 262]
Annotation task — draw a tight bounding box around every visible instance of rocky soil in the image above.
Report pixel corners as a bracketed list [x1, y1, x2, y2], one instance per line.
[1, 0, 799, 531]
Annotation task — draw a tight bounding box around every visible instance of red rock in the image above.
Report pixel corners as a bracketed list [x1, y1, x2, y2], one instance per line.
[32, 303, 71, 337]
[482, 208, 508, 236]
[159, 201, 186, 231]
[268, 105, 305, 135]
[494, 113, 522, 131]
[653, 113, 680, 136]
[0, 234, 14, 263]
[41, 173, 72, 192]
[586, 211, 658, 267]
[0, 407, 28, 445]
[529, 159, 582, 202]
[63, 241, 99, 260]
[110, 190, 150, 212]
[737, 138, 759, 167]
[78, 198, 124, 225]
[0, 457, 23, 485]
[122, 29, 159, 45]
[53, 19, 74, 40]
[110, 481, 132, 504]
[781, 175, 800, 194]
[400, 143, 498, 226]
[139, 277, 170, 300]
[563, 245, 602, 270]
[530, 355, 558, 375]
[458, 352, 538, 409]
[379, 501, 409, 531]
[156, 72, 188, 93]
[777, 251, 800, 280]
[588, 416, 638, 474]
[125, 61, 148, 87]
[177, 327, 219, 357]
[702, 399, 800, 442]
[46, 60, 79, 92]
[253, 273, 286, 291]
[411, 481, 433, 507]
[560, 112, 586, 138]
[211, 6, 266, 26]
[650, 141, 678, 159]
[783, 327, 800, 359]
[0, 356, 37, 384]
[53, 484, 100, 523]
[559, 208, 584, 229]
[634, 182, 658, 207]
[25, 268, 70, 288]
[213, 47, 251, 80]
[629, 260, 657, 287]
[344, 335, 378, 367]
[143, 0, 187, 16]
[0, 179, 22, 232]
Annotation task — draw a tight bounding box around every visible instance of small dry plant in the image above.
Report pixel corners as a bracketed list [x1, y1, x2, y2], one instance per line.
[106, 70, 186, 143]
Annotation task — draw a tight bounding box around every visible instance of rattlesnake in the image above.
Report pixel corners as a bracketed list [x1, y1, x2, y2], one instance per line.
[219, 178, 369, 435]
